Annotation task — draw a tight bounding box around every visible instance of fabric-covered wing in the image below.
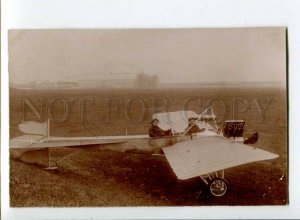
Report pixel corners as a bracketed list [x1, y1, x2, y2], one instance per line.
[162, 136, 278, 180]
[153, 111, 196, 132]
[31, 138, 126, 148]
[153, 111, 215, 133]
[10, 135, 127, 149]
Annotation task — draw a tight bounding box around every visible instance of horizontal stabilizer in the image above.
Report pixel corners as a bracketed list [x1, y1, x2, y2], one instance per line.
[10, 135, 45, 148]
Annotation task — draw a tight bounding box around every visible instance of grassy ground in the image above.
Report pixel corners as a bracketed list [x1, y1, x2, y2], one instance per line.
[9, 87, 287, 206]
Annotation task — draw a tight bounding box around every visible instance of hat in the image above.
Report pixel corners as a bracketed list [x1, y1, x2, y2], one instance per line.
[188, 117, 198, 121]
[151, 118, 159, 123]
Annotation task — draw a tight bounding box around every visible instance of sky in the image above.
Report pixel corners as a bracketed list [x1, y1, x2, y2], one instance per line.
[9, 28, 286, 84]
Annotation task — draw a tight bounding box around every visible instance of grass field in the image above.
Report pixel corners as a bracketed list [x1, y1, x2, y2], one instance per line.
[9, 86, 287, 206]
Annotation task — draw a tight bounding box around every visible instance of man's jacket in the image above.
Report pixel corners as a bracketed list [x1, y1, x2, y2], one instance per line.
[149, 125, 169, 137]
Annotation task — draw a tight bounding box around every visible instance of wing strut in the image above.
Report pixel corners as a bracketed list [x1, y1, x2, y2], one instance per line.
[47, 119, 50, 140]
[44, 147, 58, 170]
[44, 146, 83, 170]
[183, 106, 218, 135]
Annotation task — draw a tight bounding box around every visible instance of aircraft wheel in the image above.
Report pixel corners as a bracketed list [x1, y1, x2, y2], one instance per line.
[208, 177, 228, 197]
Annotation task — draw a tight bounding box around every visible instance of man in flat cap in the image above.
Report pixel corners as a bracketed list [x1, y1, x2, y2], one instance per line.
[149, 119, 172, 137]
[185, 117, 205, 135]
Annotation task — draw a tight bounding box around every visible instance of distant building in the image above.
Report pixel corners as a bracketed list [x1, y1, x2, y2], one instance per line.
[79, 79, 135, 88]
[102, 79, 135, 88]
[134, 73, 159, 88]
[56, 81, 79, 88]
[10, 74, 160, 89]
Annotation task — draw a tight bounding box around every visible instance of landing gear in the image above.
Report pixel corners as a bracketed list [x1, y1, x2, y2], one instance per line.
[208, 177, 228, 197]
[199, 170, 229, 198]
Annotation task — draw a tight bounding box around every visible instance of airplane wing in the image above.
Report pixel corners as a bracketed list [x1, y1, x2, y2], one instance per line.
[10, 134, 45, 148]
[10, 135, 127, 149]
[10, 121, 129, 149]
[153, 110, 215, 133]
[162, 136, 279, 180]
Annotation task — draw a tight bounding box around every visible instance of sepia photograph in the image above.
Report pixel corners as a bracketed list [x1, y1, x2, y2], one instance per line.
[8, 28, 287, 207]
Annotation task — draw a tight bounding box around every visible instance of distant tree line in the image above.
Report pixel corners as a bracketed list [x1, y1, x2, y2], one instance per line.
[134, 73, 159, 88]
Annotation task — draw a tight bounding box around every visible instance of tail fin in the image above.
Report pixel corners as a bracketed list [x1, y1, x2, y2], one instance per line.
[18, 121, 48, 136]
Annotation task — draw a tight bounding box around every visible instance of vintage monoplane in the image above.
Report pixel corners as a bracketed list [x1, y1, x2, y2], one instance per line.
[10, 106, 278, 197]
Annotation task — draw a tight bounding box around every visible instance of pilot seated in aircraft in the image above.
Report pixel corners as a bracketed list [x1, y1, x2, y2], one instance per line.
[149, 119, 172, 138]
[185, 117, 205, 135]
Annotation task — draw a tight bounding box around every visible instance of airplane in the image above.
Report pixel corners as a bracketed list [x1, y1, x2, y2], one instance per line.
[10, 106, 279, 198]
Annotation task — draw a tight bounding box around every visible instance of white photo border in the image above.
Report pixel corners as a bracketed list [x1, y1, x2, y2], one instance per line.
[2, 0, 300, 219]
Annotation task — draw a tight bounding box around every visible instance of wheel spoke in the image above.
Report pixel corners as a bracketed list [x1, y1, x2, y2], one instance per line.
[209, 178, 228, 197]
